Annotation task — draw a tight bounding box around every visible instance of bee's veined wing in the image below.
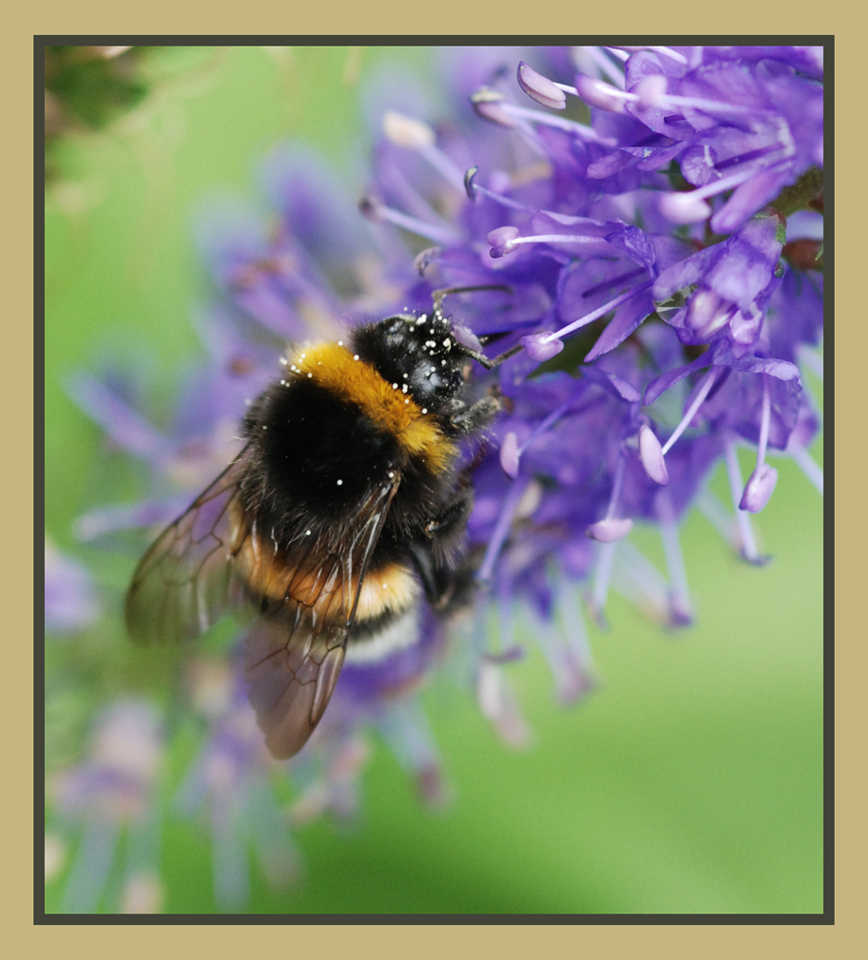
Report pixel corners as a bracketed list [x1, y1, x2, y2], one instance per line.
[243, 475, 402, 759]
[125, 447, 255, 645]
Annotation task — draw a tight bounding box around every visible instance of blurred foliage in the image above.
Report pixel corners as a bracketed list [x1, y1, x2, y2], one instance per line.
[45, 46, 151, 182]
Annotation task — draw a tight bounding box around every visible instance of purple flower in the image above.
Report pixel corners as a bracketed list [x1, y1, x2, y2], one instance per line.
[568, 46, 823, 233]
[45, 540, 99, 634]
[50, 702, 164, 913]
[651, 214, 784, 346]
[174, 661, 300, 908]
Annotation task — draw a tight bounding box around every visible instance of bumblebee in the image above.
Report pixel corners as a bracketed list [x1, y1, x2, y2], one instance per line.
[125, 287, 515, 759]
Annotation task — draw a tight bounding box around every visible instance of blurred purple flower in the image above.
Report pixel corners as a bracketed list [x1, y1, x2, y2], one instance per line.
[50, 701, 164, 913]
[174, 660, 300, 908]
[45, 540, 100, 634]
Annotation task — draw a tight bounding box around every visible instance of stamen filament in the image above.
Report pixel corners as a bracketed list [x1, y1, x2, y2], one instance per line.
[417, 142, 467, 193]
[724, 436, 760, 562]
[517, 390, 595, 458]
[546, 281, 652, 342]
[658, 506, 692, 624]
[497, 566, 516, 652]
[591, 540, 618, 622]
[579, 46, 626, 86]
[568, 76, 776, 119]
[472, 183, 534, 212]
[696, 488, 737, 543]
[606, 450, 627, 520]
[555, 564, 594, 667]
[361, 199, 461, 246]
[478, 475, 531, 582]
[661, 367, 718, 455]
[513, 233, 612, 247]
[680, 159, 790, 203]
[756, 375, 771, 470]
[786, 443, 824, 494]
[498, 102, 613, 143]
[612, 538, 669, 621]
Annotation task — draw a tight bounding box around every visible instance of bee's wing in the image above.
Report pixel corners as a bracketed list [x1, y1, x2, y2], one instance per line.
[243, 476, 402, 759]
[125, 447, 254, 644]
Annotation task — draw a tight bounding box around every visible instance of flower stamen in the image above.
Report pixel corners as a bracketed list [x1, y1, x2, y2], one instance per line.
[545, 281, 652, 343]
[661, 367, 719, 455]
[359, 195, 461, 246]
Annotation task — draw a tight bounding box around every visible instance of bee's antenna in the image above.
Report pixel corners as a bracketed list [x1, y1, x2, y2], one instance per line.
[466, 342, 525, 370]
[430, 284, 513, 317]
[430, 284, 519, 369]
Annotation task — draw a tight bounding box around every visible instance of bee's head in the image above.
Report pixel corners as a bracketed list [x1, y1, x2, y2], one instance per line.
[352, 310, 471, 412]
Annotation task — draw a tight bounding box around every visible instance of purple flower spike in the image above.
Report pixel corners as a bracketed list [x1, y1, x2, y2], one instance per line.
[586, 517, 634, 542]
[740, 463, 779, 513]
[639, 425, 669, 485]
[499, 431, 521, 478]
[517, 62, 566, 110]
[520, 332, 564, 362]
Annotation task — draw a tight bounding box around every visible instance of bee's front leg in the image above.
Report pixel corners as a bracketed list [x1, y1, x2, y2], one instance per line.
[447, 395, 501, 436]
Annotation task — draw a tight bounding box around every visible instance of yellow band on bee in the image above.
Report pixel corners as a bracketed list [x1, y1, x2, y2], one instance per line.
[294, 342, 456, 472]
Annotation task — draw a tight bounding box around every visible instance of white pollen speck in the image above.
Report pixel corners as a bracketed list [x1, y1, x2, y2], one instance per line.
[441, 360, 447, 366]
[354, 354, 360, 361]
[402, 384, 408, 393]
[279, 357, 287, 365]
[388, 471, 395, 478]
[338, 340, 344, 346]
[392, 383, 398, 389]
[280, 379, 285, 385]
[443, 338, 451, 347]
[308, 372, 313, 378]
[404, 398, 410, 404]
[337, 479, 343, 486]
[422, 408, 428, 414]
[306, 529, 312, 535]
[262, 424, 268, 430]
[403, 373, 408, 379]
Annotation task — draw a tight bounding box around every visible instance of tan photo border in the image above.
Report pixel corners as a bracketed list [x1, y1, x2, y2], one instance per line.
[18, 5, 856, 957]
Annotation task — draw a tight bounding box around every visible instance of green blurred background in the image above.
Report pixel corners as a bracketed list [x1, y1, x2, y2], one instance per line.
[44, 45, 824, 915]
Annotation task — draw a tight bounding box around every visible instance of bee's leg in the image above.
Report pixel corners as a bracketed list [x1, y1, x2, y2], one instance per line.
[408, 488, 475, 607]
[447, 395, 501, 436]
[408, 541, 454, 608]
[423, 489, 474, 541]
